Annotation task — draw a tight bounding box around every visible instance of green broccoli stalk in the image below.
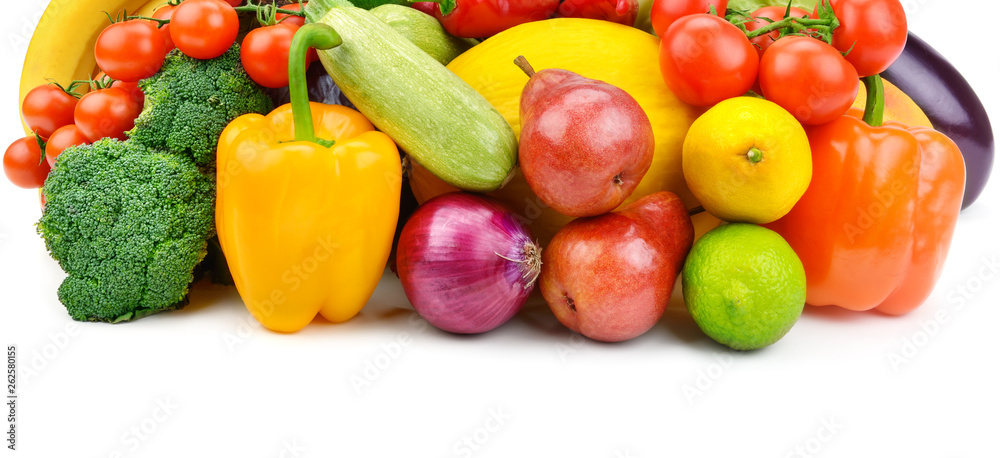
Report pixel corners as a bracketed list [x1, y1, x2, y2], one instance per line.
[127, 44, 274, 168]
[37, 139, 216, 323]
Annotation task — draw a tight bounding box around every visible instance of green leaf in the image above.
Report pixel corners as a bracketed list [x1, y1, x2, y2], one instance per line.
[728, 0, 818, 11]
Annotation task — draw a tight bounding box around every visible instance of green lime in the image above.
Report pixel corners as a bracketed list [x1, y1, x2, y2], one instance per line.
[682, 223, 806, 350]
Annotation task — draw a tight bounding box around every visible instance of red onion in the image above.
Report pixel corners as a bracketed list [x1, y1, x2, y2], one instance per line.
[396, 192, 542, 334]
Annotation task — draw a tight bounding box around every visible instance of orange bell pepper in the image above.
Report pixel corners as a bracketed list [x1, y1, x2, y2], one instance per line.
[215, 25, 402, 332]
[767, 76, 966, 314]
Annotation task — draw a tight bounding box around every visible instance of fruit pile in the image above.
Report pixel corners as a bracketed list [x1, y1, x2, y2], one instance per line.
[5, 0, 993, 350]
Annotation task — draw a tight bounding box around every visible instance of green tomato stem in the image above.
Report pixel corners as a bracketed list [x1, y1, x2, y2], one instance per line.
[232, 5, 307, 17]
[289, 23, 342, 144]
[743, 17, 830, 40]
[730, 0, 839, 45]
[127, 14, 170, 26]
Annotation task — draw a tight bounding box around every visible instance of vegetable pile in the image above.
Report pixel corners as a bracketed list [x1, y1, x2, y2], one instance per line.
[14, 15, 274, 321]
[5, 0, 995, 350]
[128, 45, 274, 167]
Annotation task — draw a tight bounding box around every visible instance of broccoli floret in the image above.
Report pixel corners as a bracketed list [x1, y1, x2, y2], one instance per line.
[127, 44, 273, 168]
[37, 138, 216, 323]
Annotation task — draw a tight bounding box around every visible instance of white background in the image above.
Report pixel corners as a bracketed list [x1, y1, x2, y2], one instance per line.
[2, 1, 999, 457]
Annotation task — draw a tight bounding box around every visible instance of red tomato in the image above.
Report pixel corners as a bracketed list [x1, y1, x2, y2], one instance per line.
[21, 84, 78, 139]
[221, 0, 242, 5]
[74, 87, 144, 142]
[745, 6, 812, 58]
[658, 14, 758, 107]
[759, 36, 859, 125]
[111, 79, 145, 108]
[650, 0, 728, 37]
[4, 136, 50, 189]
[241, 23, 300, 89]
[276, 2, 307, 27]
[411, 2, 437, 16]
[95, 20, 167, 82]
[152, 5, 177, 52]
[44, 125, 90, 168]
[828, 0, 907, 76]
[170, 0, 239, 59]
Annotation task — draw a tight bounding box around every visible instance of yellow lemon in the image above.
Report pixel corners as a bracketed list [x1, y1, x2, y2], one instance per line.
[682, 97, 811, 224]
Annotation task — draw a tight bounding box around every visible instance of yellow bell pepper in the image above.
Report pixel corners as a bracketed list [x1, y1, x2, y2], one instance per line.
[215, 26, 402, 332]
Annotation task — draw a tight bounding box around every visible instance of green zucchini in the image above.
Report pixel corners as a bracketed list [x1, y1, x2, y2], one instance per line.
[304, 0, 517, 192]
[369, 4, 478, 66]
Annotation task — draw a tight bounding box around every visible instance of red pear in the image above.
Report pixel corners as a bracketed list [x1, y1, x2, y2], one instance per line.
[540, 192, 694, 342]
[515, 56, 655, 218]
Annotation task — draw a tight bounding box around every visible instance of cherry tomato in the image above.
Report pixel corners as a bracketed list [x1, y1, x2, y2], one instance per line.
[650, 0, 728, 37]
[745, 6, 812, 58]
[759, 36, 859, 125]
[241, 23, 299, 89]
[44, 125, 91, 168]
[221, 0, 242, 5]
[111, 79, 146, 108]
[828, 0, 907, 77]
[21, 84, 78, 139]
[170, 0, 239, 59]
[4, 136, 50, 189]
[74, 87, 144, 142]
[95, 20, 167, 82]
[94, 72, 143, 106]
[658, 14, 758, 107]
[411, 2, 437, 16]
[276, 2, 307, 27]
[152, 5, 177, 52]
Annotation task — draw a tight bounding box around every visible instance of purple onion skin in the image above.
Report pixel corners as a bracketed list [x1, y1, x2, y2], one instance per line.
[396, 192, 540, 334]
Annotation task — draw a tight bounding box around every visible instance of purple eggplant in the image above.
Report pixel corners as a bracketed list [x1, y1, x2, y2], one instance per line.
[881, 32, 994, 209]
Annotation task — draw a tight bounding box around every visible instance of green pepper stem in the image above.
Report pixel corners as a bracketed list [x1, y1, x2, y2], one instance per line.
[861, 75, 885, 128]
[289, 23, 342, 144]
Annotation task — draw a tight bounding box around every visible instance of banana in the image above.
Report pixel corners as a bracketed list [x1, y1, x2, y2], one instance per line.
[134, 1, 168, 18]
[18, 0, 165, 134]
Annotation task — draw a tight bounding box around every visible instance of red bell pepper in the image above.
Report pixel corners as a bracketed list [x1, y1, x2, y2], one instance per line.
[412, 0, 560, 38]
[766, 76, 966, 315]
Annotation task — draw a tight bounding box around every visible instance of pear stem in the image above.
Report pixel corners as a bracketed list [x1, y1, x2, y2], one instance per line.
[513, 55, 536, 78]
